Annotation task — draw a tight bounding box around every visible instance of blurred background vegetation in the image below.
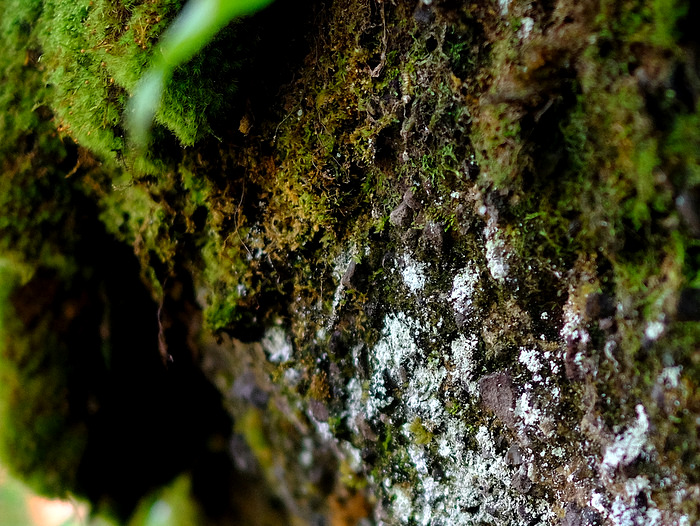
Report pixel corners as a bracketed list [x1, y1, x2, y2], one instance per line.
[0, 461, 205, 526]
[3, 0, 700, 523]
[1, 462, 87, 526]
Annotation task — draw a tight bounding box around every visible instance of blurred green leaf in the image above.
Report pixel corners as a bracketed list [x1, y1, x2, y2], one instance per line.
[127, 0, 275, 147]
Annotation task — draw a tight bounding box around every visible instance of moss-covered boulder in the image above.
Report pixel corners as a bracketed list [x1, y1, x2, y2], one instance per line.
[2, 0, 700, 524]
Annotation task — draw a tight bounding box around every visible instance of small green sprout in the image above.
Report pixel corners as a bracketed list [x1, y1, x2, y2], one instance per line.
[126, 0, 275, 147]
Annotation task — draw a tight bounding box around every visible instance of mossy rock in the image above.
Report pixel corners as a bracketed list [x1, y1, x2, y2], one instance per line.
[2, 0, 700, 523]
[0, 136, 233, 519]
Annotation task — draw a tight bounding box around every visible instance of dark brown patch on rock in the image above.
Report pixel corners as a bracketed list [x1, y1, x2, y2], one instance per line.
[478, 371, 516, 427]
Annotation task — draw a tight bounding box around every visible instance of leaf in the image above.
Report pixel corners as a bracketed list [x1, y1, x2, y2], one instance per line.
[126, 0, 275, 148]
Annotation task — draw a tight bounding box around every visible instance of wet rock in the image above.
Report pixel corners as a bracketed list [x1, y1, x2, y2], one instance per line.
[389, 201, 413, 228]
[561, 503, 603, 526]
[341, 260, 368, 291]
[511, 468, 533, 494]
[390, 189, 422, 229]
[401, 225, 421, 246]
[481, 300, 531, 359]
[598, 317, 615, 331]
[413, 2, 434, 25]
[328, 362, 344, 398]
[676, 187, 700, 237]
[341, 260, 359, 288]
[229, 434, 260, 475]
[327, 330, 347, 358]
[419, 220, 444, 255]
[478, 371, 516, 427]
[310, 399, 330, 422]
[505, 444, 524, 466]
[403, 189, 421, 210]
[232, 371, 270, 409]
[355, 415, 378, 442]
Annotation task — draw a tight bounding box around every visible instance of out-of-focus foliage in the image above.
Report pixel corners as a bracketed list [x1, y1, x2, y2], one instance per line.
[0, 0, 273, 163]
[0, 262, 89, 498]
[0, 0, 46, 157]
[127, 0, 275, 146]
[126, 475, 204, 526]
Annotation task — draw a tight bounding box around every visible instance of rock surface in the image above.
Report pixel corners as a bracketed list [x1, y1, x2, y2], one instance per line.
[1, 0, 700, 524]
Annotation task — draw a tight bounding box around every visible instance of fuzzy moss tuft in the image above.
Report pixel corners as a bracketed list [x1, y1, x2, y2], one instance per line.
[30, 0, 259, 160]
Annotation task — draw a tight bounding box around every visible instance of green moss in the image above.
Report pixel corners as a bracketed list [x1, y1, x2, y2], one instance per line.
[22, 0, 255, 162]
[627, 0, 688, 49]
[0, 264, 88, 498]
[408, 417, 433, 446]
[666, 102, 700, 186]
[1, 0, 699, 521]
[473, 102, 525, 189]
[0, 0, 46, 153]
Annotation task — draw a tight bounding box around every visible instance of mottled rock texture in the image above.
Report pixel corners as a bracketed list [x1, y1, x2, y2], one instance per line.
[1, 0, 700, 525]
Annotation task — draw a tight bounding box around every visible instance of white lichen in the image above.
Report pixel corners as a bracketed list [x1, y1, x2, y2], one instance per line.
[364, 310, 556, 525]
[482, 210, 513, 283]
[560, 304, 589, 345]
[406, 444, 429, 475]
[590, 491, 608, 515]
[515, 389, 542, 427]
[389, 485, 413, 524]
[519, 347, 543, 382]
[658, 366, 682, 389]
[644, 319, 665, 341]
[400, 253, 428, 293]
[360, 312, 421, 421]
[610, 494, 663, 526]
[624, 476, 651, 498]
[387, 418, 554, 525]
[405, 362, 448, 421]
[373, 312, 418, 372]
[262, 326, 293, 363]
[449, 334, 479, 396]
[344, 377, 364, 435]
[518, 17, 534, 39]
[298, 437, 315, 468]
[484, 233, 510, 282]
[601, 404, 650, 476]
[450, 264, 479, 319]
